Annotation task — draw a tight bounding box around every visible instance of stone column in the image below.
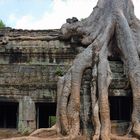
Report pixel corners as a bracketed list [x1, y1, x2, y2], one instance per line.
[18, 96, 36, 134]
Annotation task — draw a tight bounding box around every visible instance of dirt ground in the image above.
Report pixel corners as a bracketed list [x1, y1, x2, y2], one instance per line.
[0, 128, 65, 140]
[0, 129, 47, 140]
[0, 129, 22, 139]
[0, 128, 86, 140]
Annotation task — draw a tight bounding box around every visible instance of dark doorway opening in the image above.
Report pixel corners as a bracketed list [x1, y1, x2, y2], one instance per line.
[109, 96, 132, 121]
[0, 102, 18, 128]
[36, 103, 56, 128]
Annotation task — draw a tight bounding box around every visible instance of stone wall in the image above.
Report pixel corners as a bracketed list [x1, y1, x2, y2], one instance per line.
[0, 28, 80, 133]
[0, 28, 78, 102]
[0, 28, 131, 135]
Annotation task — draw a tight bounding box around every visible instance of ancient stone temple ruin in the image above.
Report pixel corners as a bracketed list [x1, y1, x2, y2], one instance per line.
[0, 28, 77, 134]
[0, 28, 132, 136]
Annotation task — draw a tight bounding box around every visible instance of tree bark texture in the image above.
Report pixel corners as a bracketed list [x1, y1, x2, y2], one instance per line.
[31, 0, 140, 139]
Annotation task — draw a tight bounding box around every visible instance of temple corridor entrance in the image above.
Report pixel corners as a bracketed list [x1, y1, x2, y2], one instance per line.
[36, 103, 56, 129]
[109, 96, 132, 121]
[0, 102, 18, 128]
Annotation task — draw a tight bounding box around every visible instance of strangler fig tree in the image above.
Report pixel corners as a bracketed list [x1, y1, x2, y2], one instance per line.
[31, 0, 140, 139]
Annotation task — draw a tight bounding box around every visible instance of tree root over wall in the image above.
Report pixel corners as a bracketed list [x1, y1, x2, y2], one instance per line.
[31, 0, 140, 139]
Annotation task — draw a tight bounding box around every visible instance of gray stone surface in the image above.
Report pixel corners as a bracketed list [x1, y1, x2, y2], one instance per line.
[18, 96, 36, 134]
[0, 28, 131, 135]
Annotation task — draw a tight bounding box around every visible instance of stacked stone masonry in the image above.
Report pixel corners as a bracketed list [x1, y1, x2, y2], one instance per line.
[0, 28, 131, 135]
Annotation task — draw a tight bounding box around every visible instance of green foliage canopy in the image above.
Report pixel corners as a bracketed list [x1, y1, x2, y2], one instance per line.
[0, 20, 5, 28]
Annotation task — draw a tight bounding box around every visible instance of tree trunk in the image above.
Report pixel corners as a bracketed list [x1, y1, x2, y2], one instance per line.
[31, 0, 140, 139]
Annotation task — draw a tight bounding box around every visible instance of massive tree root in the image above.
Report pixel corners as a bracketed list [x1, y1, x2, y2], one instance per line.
[30, 0, 140, 140]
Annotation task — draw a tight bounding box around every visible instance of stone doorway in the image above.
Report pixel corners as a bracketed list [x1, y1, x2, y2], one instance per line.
[109, 96, 132, 121]
[36, 103, 56, 129]
[0, 102, 18, 128]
